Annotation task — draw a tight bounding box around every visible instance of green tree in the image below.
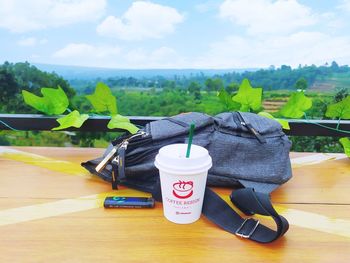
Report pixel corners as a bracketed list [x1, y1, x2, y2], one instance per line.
[0, 69, 19, 102]
[334, 88, 349, 102]
[10, 62, 75, 98]
[163, 80, 176, 91]
[330, 61, 339, 71]
[187, 81, 200, 93]
[0, 61, 76, 113]
[225, 82, 239, 94]
[295, 77, 308, 91]
[213, 78, 224, 92]
[0, 68, 21, 112]
[205, 78, 224, 93]
[187, 81, 201, 101]
[205, 78, 214, 93]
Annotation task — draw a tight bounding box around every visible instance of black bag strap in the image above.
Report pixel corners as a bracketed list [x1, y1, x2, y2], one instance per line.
[109, 142, 289, 243]
[201, 187, 289, 243]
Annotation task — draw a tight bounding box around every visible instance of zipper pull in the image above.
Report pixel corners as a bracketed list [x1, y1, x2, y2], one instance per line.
[95, 130, 147, 173]
[126, 130, 148, 142]
[243, 122, 266, 144]
[95, 143, 121, 173]
[236, 112, 266, 144]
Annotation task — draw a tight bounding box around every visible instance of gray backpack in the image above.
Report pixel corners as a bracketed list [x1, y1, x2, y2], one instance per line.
[82, 111, 292, 243]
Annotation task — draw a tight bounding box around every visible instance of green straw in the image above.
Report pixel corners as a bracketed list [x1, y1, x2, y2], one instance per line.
[186, 123, 195, 158]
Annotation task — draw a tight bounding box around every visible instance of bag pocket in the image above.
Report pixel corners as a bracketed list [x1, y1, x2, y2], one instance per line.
[149, 112, 214, 140]
[215, 112, 285, 138]
[207, 130, 292, 186]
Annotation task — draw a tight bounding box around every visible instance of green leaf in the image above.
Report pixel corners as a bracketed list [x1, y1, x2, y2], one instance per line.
[232, 79, 262, 112]
[52, 110, 89, 130]
[107, 114, 139, 134]
[279, 91, 312, 118]
[86, 82, 117, 115]
[22, 86, 69, 115]
[217, 89, 241, 111]
[339, 137, 350, 157]
[258, 111, 290, 130]
[325, 96, 350, 119]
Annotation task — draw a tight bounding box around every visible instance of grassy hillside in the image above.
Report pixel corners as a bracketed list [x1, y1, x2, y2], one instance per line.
[310, 72, 350, 92]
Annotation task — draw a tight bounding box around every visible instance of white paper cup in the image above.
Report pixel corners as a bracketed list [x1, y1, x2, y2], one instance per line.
[154, 144, 212, 224]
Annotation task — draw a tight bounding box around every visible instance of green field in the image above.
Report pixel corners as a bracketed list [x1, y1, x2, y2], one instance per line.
[0, 62, 348, 153]
[311, 72, 350, 92]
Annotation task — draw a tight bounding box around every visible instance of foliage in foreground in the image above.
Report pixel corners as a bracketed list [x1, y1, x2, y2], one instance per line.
[22, 82, 139, 134]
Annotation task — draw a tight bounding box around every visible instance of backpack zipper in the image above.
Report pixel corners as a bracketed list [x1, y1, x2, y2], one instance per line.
[119, 130, 148, 151]
[236, 112, 266, 144]
[95, 130, 148, 173]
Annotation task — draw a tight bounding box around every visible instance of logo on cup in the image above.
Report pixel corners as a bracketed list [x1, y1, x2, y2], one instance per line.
[172, 180, 193, 199]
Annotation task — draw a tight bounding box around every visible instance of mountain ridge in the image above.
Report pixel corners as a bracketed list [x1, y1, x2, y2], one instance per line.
[33, 63, 259, 80]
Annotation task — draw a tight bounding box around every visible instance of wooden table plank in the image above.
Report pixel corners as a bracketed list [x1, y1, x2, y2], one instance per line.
[0, 204, 349, 262]
[0, 146, 349, 262]
[277, 157, 350, 204]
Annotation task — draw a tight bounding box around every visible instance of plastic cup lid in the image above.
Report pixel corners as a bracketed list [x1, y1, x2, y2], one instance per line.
[154, 144, 212, 175]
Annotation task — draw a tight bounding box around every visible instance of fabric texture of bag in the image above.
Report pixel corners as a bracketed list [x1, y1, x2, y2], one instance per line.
[82, 111, 292, 243]
[82, 111, 292, 194]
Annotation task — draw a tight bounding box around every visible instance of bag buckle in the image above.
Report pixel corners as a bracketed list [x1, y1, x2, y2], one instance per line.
[235, 218, 260, 238]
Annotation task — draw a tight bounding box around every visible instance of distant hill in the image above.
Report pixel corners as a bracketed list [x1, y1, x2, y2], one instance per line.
[310, 72, 350, 92]
[33, 63, 258, 80]
[9, 61, 349, 93]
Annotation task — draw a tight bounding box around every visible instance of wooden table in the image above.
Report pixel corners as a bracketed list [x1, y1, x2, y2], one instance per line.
[0, 146, 349, 262]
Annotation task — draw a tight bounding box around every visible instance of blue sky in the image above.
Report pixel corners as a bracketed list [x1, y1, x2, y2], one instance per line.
[1, 0, 350, 69]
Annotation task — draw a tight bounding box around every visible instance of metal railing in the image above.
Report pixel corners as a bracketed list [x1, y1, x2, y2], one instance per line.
[0, 114, 349, 137]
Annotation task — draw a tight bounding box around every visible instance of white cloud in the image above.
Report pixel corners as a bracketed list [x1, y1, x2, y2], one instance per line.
[52, 44, 186, 68]
[124, 46, 185, 68]
[151, 47, 179, 62]
[53, 43, 121, 59]
[338, 0, 350, 11]
[17, 37, 47, 46]
[96, 1, 184, 40]
[0, 0, 106, 33]
[219, 0, 316, 35]
[319, 12, 345, 29]
[30, 54, 40, 59]
[211, 1, 350, 68]
[192, 32, 350, 68]
[195, 1, 219, 13]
